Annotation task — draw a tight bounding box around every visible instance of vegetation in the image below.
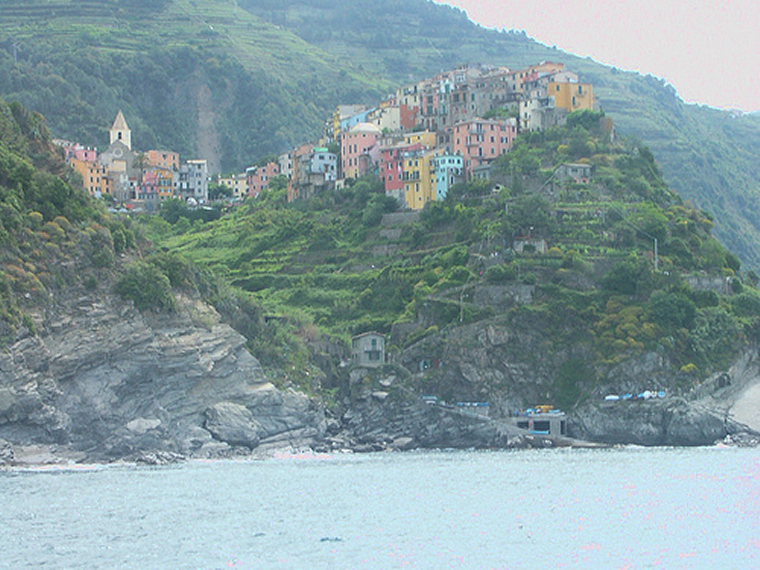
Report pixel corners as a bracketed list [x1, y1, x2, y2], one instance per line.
[0, 97, 140, 344]
[1, 0, 760, 270]
[140, 116, 760, 389]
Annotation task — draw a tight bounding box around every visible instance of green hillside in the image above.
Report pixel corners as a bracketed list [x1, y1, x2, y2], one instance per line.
[0, 0, 389, 172]
[241, 1, 760, 272]
[1, 0, 760, 273]
[145, 114, 760, 396]
[0, 97, 138, 343]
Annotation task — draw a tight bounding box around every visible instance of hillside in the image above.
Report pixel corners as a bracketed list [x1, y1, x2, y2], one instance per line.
[0, 0, 389, 173]
[146, 113, 760, 422]
[0, 98, 331, 463]
[1, 0, 760, 270]
[241, 0, 760, 271]
[1, 96, 758, 457]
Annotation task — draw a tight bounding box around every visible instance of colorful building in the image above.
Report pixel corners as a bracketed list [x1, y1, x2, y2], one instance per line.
[218, 173, 247, 199]
[288, 145, 338, 202]
[403, 148, 440, 210]
[137, 167, 174, 206]
[341, 122, 381, 180]
[403, 131, 437, 148]
[246, 161, 281, 198]
[452, 118, 517, 178]
[380, 142, 424, 204]
[70, 158, 111, 198]
[547, 81, 596, 112]
[433, 154, 464, 200]
[176, 159, 208, 202]
[144, 150, 180, 171]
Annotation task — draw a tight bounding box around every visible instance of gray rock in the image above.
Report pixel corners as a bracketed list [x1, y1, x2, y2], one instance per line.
[0, 438, 14, 464]
[126, 418, 162, 435]
[134, 450, 185, 465]
[205, 402, 263, 448]
[572, 399, 729, 446]
[0, 291, 326, 462]
[390, 436, 415, 451]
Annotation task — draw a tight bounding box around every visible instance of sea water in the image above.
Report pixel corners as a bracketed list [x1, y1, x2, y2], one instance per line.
[2, 447, 759, 569]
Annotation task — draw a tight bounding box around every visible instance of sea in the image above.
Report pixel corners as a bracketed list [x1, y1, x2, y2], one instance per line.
[2, 446, 759, 569]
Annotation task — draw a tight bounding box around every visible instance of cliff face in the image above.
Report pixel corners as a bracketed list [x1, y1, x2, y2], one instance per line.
[390, 315, 759, 447]
[0, 291, 326, 463]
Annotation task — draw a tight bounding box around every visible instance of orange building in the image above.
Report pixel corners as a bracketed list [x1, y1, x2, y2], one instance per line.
[70, 158, 111, 198]
[145, 150, 180, 171]
[547, 81, 596, 112]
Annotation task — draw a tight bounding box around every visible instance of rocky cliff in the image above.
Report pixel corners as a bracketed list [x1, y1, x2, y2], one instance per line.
[0, 291, 326, 464]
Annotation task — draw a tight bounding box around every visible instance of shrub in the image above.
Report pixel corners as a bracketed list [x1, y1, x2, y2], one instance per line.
[484, 264, 517, 283]
[115, 262, 176, 312]
[730, 292, 760, 318]
[648, 291, 697, 331]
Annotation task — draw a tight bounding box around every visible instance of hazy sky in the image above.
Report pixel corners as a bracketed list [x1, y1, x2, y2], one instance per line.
[436, 0, 760, 112]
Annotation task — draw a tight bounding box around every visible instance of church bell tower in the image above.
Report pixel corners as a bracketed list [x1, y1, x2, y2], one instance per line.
[109, 110, 132, 150]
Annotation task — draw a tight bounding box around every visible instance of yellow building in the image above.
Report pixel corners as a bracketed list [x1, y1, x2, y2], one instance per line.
[403, 131, 437, 148]
[403, 149, 440, 210]
[155, 167, 175, 200]
[70, 158, 111, 198]
[548, 81, 595, 112]
[219, 173, 247, 199]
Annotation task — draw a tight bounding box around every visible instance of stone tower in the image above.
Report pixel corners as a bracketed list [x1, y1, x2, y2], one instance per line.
[109, 110, 131, 150]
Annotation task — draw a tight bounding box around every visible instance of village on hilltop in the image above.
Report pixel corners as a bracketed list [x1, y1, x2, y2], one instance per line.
[57, 61, 602, 211]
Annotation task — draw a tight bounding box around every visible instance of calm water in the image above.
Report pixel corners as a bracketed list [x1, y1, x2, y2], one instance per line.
[2, 447, 759, 569]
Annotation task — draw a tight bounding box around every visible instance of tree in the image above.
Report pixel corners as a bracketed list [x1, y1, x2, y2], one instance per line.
[601, 258, 653, 296]
[208, 182, 233, 201]
[506, 194, 553, 236]
[648, 291, 697, 331]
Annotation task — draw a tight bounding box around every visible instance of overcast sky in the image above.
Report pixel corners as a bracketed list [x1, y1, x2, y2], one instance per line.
[436, 0, 760, 112]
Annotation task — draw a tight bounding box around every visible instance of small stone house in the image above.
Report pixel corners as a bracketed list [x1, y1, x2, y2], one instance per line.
[351, 332, 386, 368]
[557, 162, 593, 184]
[513, 237, 547, 254]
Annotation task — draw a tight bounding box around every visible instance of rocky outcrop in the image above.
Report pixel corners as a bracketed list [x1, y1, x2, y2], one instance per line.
[0, 438, 14, 465]
[329, 368, 532, 452]
[394, 315, 760, 447]
[0, 292, 325, 463]
[571, 399, 729, 446]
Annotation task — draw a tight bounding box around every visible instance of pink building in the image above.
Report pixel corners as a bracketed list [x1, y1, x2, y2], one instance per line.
[72, 146, 98, 162]
[246, 161, 281, 198]
[60, 142, 98, 163]
[452, 118, 518, 178]
[341, 123, 381, 180]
